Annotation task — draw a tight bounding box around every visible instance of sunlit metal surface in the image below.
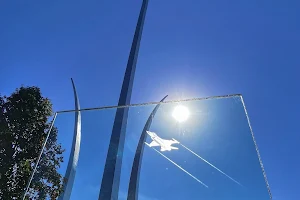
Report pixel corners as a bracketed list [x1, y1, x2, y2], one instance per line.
[58, 78, 81, 200]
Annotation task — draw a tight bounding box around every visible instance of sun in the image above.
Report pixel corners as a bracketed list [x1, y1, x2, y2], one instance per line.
[172, 105, 190, 123]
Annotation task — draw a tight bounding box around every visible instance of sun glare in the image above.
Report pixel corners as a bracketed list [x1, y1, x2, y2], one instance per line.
[172, 105, 190, 123]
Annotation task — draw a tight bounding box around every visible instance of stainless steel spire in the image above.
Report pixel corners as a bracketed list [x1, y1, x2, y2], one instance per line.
[98, 0, 149, 199]
[58, 78, 81, 200]
[127, 95, 168, 200]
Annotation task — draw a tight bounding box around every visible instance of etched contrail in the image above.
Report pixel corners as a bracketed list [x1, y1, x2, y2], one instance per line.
[179, 143, 242, 186]
[148, 146, 209, 188]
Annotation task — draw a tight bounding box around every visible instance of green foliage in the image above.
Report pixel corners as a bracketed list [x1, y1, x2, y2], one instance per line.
[0, 86, 64, 199]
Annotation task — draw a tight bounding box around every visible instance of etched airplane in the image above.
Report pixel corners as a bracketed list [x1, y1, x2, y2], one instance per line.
[145, 131, 179, 152]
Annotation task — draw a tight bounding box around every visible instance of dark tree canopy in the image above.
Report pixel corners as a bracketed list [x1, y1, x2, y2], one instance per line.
[0, 86, 64, 199]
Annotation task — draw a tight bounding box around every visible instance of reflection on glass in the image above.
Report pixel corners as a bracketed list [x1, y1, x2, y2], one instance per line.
[25, 95, 271, 200]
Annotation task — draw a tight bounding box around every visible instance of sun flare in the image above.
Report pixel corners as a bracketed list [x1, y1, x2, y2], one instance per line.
[172, 105, 190, 123]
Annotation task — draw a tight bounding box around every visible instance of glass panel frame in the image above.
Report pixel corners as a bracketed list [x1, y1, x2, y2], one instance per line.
[23, 94, 272, 200]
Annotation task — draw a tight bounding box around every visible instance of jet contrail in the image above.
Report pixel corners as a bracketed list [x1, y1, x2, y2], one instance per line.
[149, 146, 208, 188]
[179, 143, 242, 186]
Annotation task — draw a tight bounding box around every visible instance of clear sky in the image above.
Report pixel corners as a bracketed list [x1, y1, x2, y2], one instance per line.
[1, 0, 299, 199]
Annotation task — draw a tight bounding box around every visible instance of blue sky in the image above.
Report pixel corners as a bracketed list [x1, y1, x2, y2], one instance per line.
[1, 0, 300, 199]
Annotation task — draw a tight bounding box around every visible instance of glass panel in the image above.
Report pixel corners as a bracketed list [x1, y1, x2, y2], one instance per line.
[25, 95, 271, 199]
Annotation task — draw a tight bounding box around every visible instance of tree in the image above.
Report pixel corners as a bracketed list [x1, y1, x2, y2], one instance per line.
[0, 86, 64, 199]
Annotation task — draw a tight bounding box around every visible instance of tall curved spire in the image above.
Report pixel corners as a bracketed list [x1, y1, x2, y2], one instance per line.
[98, 0, 149, 199]
[127, 95, 168, 200]
[58, 78, 81, 200]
